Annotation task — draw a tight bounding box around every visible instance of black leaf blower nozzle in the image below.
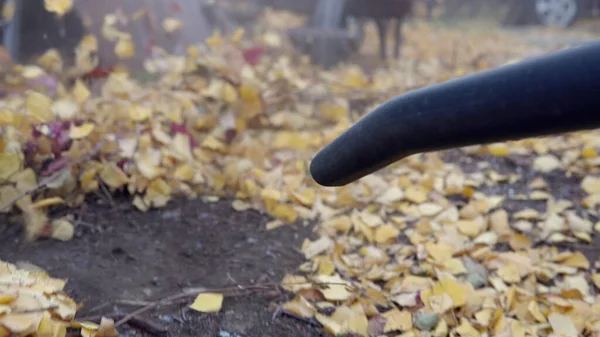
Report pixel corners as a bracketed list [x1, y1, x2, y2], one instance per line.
[310, 41, 600, 187]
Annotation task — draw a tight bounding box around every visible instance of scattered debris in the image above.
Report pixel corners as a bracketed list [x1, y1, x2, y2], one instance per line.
[2, 4, 600, 337]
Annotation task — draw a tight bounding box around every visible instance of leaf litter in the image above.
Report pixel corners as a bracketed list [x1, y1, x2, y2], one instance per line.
[0, 260, 118, 337]
[1, 2, 600, 337]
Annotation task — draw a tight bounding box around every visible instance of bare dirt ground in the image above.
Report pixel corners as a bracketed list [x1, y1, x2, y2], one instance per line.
[1, 198, 325, 337]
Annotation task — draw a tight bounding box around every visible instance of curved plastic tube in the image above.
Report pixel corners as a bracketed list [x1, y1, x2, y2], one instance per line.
[310, 41, 600, 186]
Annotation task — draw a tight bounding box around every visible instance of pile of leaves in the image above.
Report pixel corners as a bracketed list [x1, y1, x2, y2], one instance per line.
[2, 2, 600, 335]
[0, 260, 118, 337]
[0, 19, 538, 240]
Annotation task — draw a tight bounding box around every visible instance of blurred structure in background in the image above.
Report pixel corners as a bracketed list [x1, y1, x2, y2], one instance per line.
[502, 0, 598, 28]
[75, 0, 212, 69]
[429, 0, 599, 28]
[1, 0, 212, 68]
[0, 0, 598, 72]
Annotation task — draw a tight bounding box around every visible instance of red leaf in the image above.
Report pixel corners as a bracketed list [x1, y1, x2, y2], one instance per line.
[42, 157, 70, 176]
[416, 290, 423, 306]
[170, 123, 198, 148]
[242, 47, 265, 66]
[170, 122, 188, 135]
[224, 129, 237, 145]
[32, 127, 42, 138]
[39, 222, 53, 238]
[116, 159, 129, 171]
[82, 66, 113, 80]
[24, 141, 38, 161]
[47, 122, 63, 139]
[50, 140, 62, 157]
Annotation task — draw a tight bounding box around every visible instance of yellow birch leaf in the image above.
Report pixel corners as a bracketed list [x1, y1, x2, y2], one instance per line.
[26, 92, 53, 122]
[115, 37, 135, 59]
[44, 0, 73, 16]
[162, 17, 182, 33]
[383, 309, 413, 332]
[315, 313, 341, 335]
[374, 224, 400, 243]
[231, 27, 245, 42]
[2, 1, 14, 21]
[71, 80, 90, 104]
[69, 123, 95, 139]
[99, 164, 129, 189]
[0, 153, 21, 181]
[95, 317, 119, 337]
[189, 293, 223, 313]
[32, 197, 64, 209]
[548, 312, 578, 337]
[51, 219, 74, 241]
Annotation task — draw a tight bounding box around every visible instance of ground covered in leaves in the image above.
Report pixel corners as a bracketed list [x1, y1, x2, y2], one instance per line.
[3, 5, 600, 337]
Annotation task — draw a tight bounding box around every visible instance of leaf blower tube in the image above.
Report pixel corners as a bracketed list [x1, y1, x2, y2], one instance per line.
[310, 41, 600, 187]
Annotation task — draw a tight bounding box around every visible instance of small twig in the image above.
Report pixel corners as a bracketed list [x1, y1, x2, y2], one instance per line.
[116, 299, 154, 306]
[76, 314, 167, 334]
[0, 141, 107, 212]
[85, 299, 154, 315]
[98, 182, 115, 206]
[179, 306, 188, 323]
[130, 123, 142, 160]
[279, 311, 321, 327]
[226, 273, 243, 289]
[271, 303, 283, 321]
[122, 315, 167, 334]
[12, 306, 58, 314]
[87, 302, 111, 314]
[113, 281, 351, 328]
[73, 220, 97, 229]
[114, 294, 184, 328]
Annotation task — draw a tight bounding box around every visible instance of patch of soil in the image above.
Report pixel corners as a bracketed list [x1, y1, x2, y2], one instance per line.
[0, 198, 326, 337]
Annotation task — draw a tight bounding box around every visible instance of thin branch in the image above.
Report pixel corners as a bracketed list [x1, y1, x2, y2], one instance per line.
[76, 314, 166, 334]
[112, 281, 353, 328]
[12, 306, 58, 314]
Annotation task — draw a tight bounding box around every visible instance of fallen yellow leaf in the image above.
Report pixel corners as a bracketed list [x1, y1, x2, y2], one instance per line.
[382, 309, 412, 332]
[26, 91, 53, 122]
[162, 17, 183, 33]
[189, 293, 223, 313]
[0, 153, 21, 181]
[115, 36, 136, 59]
[44, 0, 73, 16]
[50, 219, 74, 241]
[548, 312, 578, 337]
[32, 197, 65, 209]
